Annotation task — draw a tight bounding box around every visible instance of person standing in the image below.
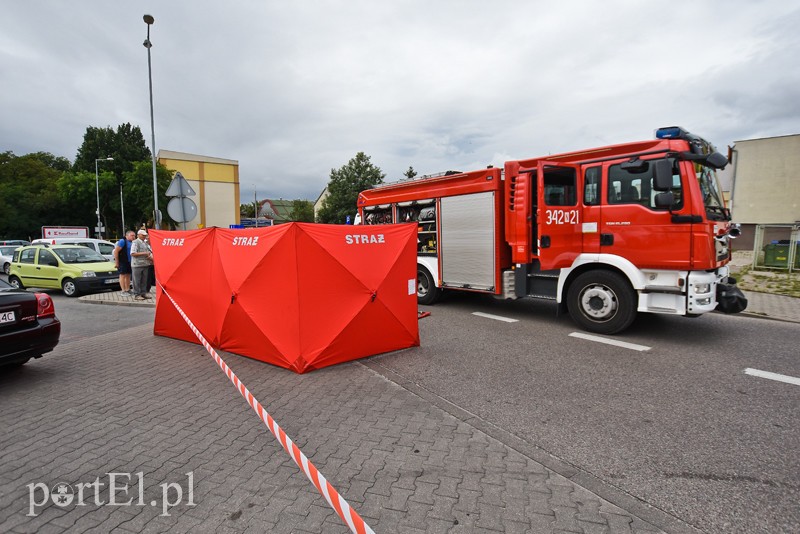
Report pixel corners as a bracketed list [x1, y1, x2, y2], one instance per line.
[130, 229, 154, 300]
[144, 233, 155, 294]
[114, 230, 135, 295]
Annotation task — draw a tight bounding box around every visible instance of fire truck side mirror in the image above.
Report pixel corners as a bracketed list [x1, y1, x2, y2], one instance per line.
[705, 151, 728, 170]
[654, 191, 675, 209]
[652, 159, 673, 191]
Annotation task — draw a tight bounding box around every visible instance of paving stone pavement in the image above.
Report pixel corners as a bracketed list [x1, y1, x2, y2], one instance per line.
[0, 324, 679, 534]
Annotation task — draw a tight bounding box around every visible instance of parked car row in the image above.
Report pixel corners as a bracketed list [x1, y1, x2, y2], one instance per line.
[0, 239, 117, 370]
[8, 244, 120, 297]
[3, 238, 117, 273]
[31, 238, 116, 260]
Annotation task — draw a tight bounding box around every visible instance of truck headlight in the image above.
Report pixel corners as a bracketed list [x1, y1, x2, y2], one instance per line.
[695, 283, 710, 294]
[81, 271, 97, 277]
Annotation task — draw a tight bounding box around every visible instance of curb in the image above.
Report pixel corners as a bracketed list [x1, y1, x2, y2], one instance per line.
[78, 291, 156, 308]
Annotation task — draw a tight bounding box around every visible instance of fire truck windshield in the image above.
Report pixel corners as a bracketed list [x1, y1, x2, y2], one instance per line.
[695, 163, 728, 221]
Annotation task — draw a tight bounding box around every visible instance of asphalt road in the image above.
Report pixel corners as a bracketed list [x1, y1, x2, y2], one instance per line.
[4, 279, 798, 532]
[371, 292, 800, 533]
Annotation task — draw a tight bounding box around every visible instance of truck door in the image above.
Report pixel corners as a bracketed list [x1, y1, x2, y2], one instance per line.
[536, 161, 583, 270]
[581, 166, 602, 254]
[600, 157, 692, 270]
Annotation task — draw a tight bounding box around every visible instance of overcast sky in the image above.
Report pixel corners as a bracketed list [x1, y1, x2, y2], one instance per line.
[2, 1, 798, 202]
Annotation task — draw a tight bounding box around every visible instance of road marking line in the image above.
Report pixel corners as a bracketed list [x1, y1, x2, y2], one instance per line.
[472, 312, 518, 323]
[744, 368, 800, 386]
[569, 332, 651, 352]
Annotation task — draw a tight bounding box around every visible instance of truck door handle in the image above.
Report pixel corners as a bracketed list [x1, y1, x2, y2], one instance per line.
[600, 233, 614, 246]
[540, 235, 551, 248]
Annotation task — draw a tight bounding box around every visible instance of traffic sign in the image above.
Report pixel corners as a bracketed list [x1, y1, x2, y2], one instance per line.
[165, 172, 196, 197]
[167, 197, 198, 223]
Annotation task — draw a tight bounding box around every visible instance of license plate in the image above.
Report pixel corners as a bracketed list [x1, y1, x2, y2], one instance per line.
[0, 310, 15, 324]
[104, 278, 118, 285]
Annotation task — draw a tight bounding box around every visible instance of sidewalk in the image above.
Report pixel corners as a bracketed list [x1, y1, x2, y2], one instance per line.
[738, 290, 800, 323]
[80, 288, 157, 307]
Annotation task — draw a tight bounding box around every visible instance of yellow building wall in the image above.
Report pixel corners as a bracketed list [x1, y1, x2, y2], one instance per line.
[732, 135, 800, 224]
[158, 152, 240, 229]
[204, 163, 236, 183]
[161, 159, 200, 179]
[204, 182, 237, 228]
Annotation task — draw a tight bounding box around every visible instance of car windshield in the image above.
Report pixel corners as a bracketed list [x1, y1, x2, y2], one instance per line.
[694, 162, 728, 221]
[53, 247, 106, 264]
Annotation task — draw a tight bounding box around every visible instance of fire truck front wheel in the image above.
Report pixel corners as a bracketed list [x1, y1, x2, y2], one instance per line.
[417, 266, 440, 305]
[567, 270, 636, 335]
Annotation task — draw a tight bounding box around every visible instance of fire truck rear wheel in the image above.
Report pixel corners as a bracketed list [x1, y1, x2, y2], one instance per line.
[567, 270, 636, 335]
[417, 266, 440, 305]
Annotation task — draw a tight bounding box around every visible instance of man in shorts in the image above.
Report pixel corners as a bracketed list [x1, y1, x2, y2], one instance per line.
[114, 230, 135, 295]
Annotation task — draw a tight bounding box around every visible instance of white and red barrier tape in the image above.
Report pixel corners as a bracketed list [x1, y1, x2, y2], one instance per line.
[158, 285, 375, 534]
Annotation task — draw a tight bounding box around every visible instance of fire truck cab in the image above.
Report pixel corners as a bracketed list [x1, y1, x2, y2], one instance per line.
[357, 127, 746, 334]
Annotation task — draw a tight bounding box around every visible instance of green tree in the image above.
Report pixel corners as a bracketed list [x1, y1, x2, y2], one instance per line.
[119, 161, 174, 231]
[404, 166, 418, 180]
[289, 199, 315, 222]
[240, 202, 259, 218]
[0, 151, 69, 239]
[55, 169, 115, 235]
[56, 162, 172, 238]
[70, 123, 158, 236]
[317, 152, 384, 224]
[73, 123, 151, 179]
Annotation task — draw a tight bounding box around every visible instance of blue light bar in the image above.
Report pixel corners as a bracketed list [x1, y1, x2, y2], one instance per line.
[655, 126, 688, 139]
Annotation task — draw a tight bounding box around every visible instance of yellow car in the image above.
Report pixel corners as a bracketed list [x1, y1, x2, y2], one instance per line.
[8, 244, 120, 297]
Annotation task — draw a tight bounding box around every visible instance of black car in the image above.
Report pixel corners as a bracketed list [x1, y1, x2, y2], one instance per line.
[0, 278, 61, 367]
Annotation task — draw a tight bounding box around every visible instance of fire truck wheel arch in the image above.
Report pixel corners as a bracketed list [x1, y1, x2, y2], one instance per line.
[566, 270, 637, 335]
[559, 254, 648, 302]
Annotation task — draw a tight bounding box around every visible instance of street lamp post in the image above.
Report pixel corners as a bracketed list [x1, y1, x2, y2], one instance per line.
[95, 157, 114, 239]
[143, 14, 159, 229]
[120, 182, 126, 233]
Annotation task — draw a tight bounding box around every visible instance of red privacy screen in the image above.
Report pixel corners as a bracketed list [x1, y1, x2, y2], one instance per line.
[150, 223, 420, 373]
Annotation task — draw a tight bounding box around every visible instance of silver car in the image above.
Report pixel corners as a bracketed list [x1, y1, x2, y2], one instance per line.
[1, 245, 22, 275]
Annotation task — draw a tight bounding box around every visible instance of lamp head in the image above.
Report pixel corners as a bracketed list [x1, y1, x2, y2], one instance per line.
[143, 14, 154, 25]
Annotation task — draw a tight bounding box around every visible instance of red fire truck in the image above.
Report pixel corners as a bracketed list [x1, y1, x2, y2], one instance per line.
[357, 126, 747, 334]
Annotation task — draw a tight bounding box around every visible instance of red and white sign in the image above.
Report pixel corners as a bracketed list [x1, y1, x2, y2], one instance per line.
[41, 226, 90, 239]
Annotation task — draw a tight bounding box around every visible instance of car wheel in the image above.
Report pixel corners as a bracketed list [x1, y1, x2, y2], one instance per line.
[2, 262, 9, 275]
[567, 270, 637, 335]
[417, 266, 441, 305]
[8, 275, 24, 290]
[62, 278, 79, 297]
